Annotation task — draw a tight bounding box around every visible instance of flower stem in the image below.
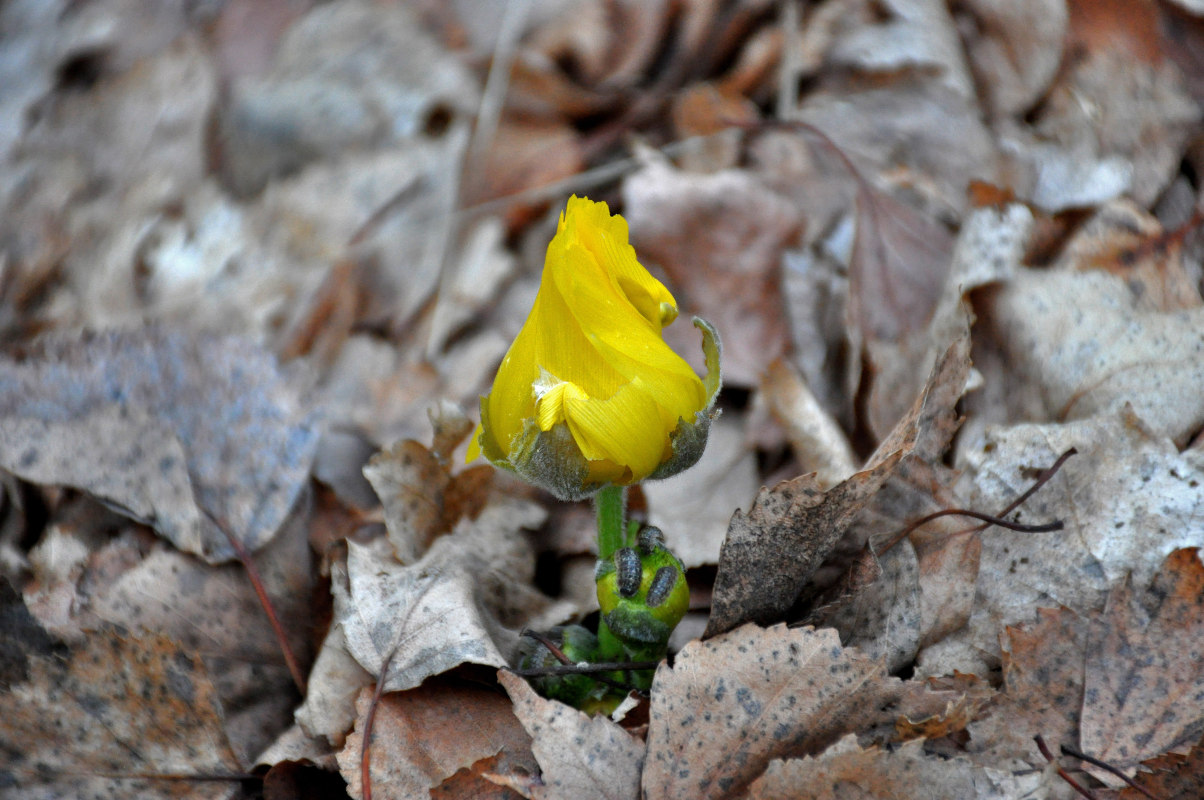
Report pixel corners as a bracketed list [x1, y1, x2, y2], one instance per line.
[594, 485, 626, 561]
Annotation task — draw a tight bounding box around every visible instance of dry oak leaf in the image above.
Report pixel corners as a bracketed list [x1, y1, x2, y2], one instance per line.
[0, 328, 319, 563]
[747, 735, 1043, 800]
[1080, 548, 1204, 786]
[498, 670, 644, 800]
[642, 623, 959, 800]
[0, 631, 241, 800]
[337, 677, 536, 800]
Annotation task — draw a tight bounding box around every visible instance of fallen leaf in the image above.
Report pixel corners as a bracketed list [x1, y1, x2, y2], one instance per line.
[979, 265, 1204, 447]
[760, 357, 858, 489]
[362, 421, 492, 564]
[748, 735, 1045, 800]
[337, 677, 536, 800]
[430, 752, 532, 800]
[1119, 737, 1204, 800]
[1080, 548, 1204, 785]
[499, 670, 644, 800]
[643, 623, 979, 800]
[622, 157, 802, 386]
[705, 330, 969, 638]
[335, 500, 572, 693]
[965, 605, 1094, 765]
[0, 328, 320, 563]
[0, 631, 242, 800]
[959, 0, 1067, 119]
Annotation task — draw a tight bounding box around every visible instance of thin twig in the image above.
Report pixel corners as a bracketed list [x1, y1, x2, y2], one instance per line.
[511, 660, 660, 677]
[1034, 735, 1100, 800]
[203, 509, 306, 694]
[1060, 745, 1164, 800]
[361, 649, 394, 800]
[879, 448, 1077, 554]
[518, 629, 642, 694]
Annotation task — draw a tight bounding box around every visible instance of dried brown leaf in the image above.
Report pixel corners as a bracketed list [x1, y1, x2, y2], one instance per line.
[1120, 737, 1204, 800]
[966, 605, 1094, 765]
[337, 678, 536, 800]
[499, 671, 644, 800]
[335, 500, 571, 693]
[748, 736, 1041, 800]
[623, 158, 801, 386]
[0, 631, 241, 800]
[643, 623, 977, 799]
[960, 0, 1067, 118]
[980, 233, 1204, 449]
[1081, 548, 1204, 785]
[0, 328, 319, 563]
[706, 332, 969, 638]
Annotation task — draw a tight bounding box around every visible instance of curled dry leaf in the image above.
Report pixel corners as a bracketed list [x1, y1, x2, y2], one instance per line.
[0, 328, 319, 563]
[335, 499, 572, 693]
[498, 671, 644, 800]
[337, 678, 536, 800]
[706, 329, 969, 638]
[362, 412, 492, 564]
[0, 631, 241, 800]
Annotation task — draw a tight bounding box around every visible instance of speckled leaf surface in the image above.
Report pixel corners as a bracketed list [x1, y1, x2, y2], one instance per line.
[0, 631, 241, 800]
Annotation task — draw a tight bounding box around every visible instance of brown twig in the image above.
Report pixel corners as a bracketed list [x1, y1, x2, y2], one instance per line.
[203, 509, 307, 694]
[1060, 744, 1164, 800]
[518, 629, 643, 695]
[879, 448, 1077, 554]
[511, 660, 660, 677]
[361, 648, 393, 800]
[1035, 735, 1100, 800]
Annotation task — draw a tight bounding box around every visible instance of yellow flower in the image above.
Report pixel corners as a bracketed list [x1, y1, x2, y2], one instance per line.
[469, 195, 721, 499]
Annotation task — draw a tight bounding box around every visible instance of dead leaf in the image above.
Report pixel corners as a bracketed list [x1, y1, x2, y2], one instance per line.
[216, 1, 478, 195]
[706, 331, 969, 638]
[1119, 737, 1204, 800]
[848, 180, 955, 345]
[337, 677, 536, 800]
[760, 357, 858, 489]
[0, 328, 319, 563]
[499, 670, 644, 800]
[431, 752, 532, 800]
[960, 0, 1068, 119]
[1080, 548, 1204, 785]
[622, 157, 802, 386]
[0, 631, 242, 800]
[1053, 199, 1203, 312]
[965, 605, 1094, 765]
[748, 735, 1045, 800]
[979, 265, 1204, 447]
[362, 426, 492, 564]
[643, 623, 979, 800]
[335, 500, 572, 693]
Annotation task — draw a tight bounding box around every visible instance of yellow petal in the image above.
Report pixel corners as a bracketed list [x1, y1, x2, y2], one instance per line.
[562, 377, 666, 481]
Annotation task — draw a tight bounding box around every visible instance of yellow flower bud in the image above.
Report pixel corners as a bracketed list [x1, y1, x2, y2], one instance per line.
[469, 196, 721, 499]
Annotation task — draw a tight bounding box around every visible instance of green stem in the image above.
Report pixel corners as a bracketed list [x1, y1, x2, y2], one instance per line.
[594, 485, 626, 561]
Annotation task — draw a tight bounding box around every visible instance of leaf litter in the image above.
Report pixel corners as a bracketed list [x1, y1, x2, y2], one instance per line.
[2, 1, 1204, 798]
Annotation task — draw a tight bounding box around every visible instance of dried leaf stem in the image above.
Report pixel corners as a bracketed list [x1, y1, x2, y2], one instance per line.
[880, 447, 1077, 554]
[203, 509, 307, 694]
[1059, 744, 1164, 800]
[1034, 735, 1100, 800]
